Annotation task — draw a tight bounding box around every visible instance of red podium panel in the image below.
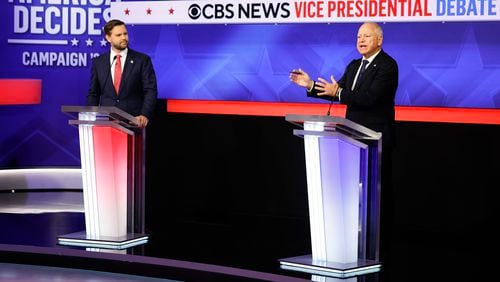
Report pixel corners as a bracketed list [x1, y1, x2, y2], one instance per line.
[58, 106, 147, 249]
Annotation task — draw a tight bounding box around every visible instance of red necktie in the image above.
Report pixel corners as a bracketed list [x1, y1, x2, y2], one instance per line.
[114, 54, 122, 94]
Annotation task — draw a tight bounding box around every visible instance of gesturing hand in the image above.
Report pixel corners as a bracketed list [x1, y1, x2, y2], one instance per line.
[289, 68, 312, 89]
[315, 75, 339, 97]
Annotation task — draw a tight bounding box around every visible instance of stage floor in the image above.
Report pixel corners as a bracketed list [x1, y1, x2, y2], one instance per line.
[0, 262, 177, 282]
[0, 189, 490, 282]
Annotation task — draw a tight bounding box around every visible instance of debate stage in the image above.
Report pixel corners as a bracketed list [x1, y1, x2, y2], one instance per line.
[1, 109, 496, 281]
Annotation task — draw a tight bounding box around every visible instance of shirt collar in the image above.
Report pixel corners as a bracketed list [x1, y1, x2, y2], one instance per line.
[111, 48, 128, 60]
[362, 49, 381, 64]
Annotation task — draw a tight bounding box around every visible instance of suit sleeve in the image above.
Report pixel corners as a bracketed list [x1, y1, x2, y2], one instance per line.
[139, 56, 158, 120]
[86, 58, 101, 106]
[306, 81, 339, 102]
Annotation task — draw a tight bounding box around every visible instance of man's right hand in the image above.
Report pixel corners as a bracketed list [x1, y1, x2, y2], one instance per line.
[289, 68, 313, 89]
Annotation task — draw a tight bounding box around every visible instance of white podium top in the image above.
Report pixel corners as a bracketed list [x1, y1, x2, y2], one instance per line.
[285, 114, 382, 141]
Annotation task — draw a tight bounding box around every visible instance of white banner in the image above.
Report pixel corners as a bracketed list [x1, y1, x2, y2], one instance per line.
[111, 0, 500, 24]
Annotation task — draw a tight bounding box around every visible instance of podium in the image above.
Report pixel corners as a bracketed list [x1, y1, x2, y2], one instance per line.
[279, 114, 382, 278]
[58, 106, 148, 249]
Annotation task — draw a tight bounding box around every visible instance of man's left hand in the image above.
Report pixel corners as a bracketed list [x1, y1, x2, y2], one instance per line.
[135, 115, 149, 128]
[315, 75, 339, 97]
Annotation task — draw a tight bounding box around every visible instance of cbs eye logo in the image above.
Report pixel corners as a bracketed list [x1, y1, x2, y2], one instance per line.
[188, 4, 201, 19]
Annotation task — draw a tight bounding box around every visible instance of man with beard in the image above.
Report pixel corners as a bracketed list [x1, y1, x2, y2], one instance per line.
[87, 19, 158, 128]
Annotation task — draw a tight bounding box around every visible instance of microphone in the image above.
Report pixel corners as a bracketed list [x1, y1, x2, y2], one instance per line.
[326, 98, 334, 116]
[326, 86, 341, 116]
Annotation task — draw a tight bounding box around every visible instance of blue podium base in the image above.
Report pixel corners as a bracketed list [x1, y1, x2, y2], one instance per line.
[57, 231, 148, 250]
[279, 255, 381, 278]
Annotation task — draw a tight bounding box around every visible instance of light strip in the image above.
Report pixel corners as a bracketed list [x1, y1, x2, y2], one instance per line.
[0, 168, 82, 191]
[303, 122, 326, 261]
[79, 112, 99, 237]
[166, 100, 500, 125]
[58, 237, 148, 250]
[304, 133, 325, 261]
[280, 261, 381, 273]
[280, 263, 381, 278]
[7, 39, 68, 45]
[0, 168, 80, 175]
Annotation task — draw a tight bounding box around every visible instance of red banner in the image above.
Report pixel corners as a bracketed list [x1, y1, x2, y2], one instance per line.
[0, 79, 42, 105]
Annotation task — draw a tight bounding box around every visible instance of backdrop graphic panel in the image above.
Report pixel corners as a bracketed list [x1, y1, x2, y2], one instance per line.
[1, 1, 500, 166]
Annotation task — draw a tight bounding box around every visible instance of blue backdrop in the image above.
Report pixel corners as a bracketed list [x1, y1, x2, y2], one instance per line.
[1, 1, 500, 167]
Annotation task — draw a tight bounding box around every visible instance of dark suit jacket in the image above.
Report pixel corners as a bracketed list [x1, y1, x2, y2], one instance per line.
[87, 48, 158, 120]
[308, 49, 398, 149]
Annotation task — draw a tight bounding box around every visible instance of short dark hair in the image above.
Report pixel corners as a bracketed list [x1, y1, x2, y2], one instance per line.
[103, 19, 125, 36]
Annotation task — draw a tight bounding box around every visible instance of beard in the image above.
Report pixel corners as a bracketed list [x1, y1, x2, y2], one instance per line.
[112, 40, 128, 51]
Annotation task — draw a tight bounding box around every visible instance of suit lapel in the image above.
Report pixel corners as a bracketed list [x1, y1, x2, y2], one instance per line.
[118, 50, 135, 94]
[356, 51, 383, 89]
[99, 53, 111, 80]
[362, 61, 375, 81]
[98, 53, 114, 92]
[348, 59, 362, 89]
